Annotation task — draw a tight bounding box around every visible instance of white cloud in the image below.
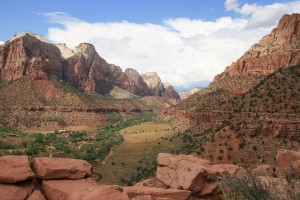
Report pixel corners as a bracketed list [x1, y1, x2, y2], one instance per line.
[226, 0, 300, 28]
[0, 41, 4, 45]
[225, 0, 239, 11]
[42, 1, 300, 90]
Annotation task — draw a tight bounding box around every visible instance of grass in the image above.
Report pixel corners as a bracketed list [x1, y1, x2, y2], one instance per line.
[95, 122, 183, 185]
[219, 173, 300, 200]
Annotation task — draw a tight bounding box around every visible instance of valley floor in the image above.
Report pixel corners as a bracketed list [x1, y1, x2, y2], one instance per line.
[95, 122, 184, 185]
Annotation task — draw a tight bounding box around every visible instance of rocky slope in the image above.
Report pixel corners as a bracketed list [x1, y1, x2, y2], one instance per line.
[177, 13, 300, 110]
[166, 13, 300, 168]
[0, 68, 173, 127]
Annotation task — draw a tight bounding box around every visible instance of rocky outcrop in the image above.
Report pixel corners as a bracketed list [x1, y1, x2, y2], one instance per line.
[0, 156, 35, 183]
[32, 157, 92, 180]
[43, 180, 129, 200]
[276, 149, 300, 169]
[0, 156, 192, 200]
[141, 72, 165, 96]
[156, 153, 244, 199]
[215, 13, 300, 80]
[163, 83, 180, 100]
[125, 68, 151, 96]
[0, 32, 63, 82]
[141, 72, 180, 99]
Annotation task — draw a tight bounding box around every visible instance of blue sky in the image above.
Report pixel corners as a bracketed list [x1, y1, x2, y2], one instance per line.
[0, 0, 294, 41]
[0, 0, 299, 91]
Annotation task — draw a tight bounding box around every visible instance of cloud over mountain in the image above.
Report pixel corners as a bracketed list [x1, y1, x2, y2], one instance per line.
[42, 1, 300, 91]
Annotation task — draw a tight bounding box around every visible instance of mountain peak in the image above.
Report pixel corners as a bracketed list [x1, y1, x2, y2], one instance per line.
[9, 32, 50, 43]
[141, 72, 162, 89]
[56, 43, 74, 59]
[73, 43, 97, 59]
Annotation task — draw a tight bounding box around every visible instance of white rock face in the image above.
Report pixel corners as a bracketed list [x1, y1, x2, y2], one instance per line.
[73, 43, 97, 60]
[56, 43, 75, 59]
[141, 72, 162, 89]
[191, 88, 202, 95]
[9, 32, 50, 43]
[179, 88, 203, 100]
[163, 83, 171, 88]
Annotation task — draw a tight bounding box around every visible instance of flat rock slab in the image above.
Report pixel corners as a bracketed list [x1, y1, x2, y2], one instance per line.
[0, 156, 35, 183]
[42, 179, 129, 200]
[0, 182, 33, 200]
[33, 157, 92, 179]
[124, 186, 190, 200]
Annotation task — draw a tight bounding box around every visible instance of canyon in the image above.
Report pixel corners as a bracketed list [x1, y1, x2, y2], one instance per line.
[0, 13, 300, 200]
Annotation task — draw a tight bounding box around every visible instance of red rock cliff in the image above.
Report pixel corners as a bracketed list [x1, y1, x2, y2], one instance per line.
[215, 13, 300, 80]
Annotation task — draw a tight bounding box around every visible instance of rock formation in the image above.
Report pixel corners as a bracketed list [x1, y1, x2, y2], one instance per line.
[163, 83, 180, 99]
[124, 68, 151, 96]
[141, 72, 180, 99]
[141, 72, 165, 96]
[0, 156, 190, 200]
[0, 32, 179, 97]
[179, 88, 203, 100]
[1, 150, 299, 199]
[215, 13, 300, 80]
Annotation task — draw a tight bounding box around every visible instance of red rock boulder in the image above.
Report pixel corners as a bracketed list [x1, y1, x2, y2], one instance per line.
[0, 182, 34, 200]
[276, 149, 300, 169]
[156, 153, 244, 198]
[33, 157, 92, 180]
[0, 156, 35, 183]
[43, 179, 129, 200]
[253, 165, 275, 177]
[124, 186, 190, 200]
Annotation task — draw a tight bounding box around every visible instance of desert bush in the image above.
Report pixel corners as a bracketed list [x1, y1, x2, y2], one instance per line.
[218, 173, 300, 200]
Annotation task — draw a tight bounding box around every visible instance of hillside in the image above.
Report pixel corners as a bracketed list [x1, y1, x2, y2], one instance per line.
[176, 13, 300, 111]
[0, 70, 172, 128]
[165, 14, 300, 168]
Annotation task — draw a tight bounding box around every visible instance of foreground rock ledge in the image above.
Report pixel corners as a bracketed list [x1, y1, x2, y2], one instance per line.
[156, 153, 244, 198]
[43, 179, 129, 200]
[33, 157, 92, 180]
[0, 156, 35, 183]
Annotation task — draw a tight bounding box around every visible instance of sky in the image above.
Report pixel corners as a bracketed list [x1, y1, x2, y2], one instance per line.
[0, 0, 299, 91]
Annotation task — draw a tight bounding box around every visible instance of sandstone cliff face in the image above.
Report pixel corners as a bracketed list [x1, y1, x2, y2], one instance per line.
[125, 68, 150, 96]
[141, 72, 165, 96]
[0, 33, 149, 96]
[0, 32, 63, 82]
[215, 13, 300, 80]
[163, 83, 180, 99]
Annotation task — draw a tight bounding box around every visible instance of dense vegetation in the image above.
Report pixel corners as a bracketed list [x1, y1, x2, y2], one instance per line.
[0, 113, 156, 161]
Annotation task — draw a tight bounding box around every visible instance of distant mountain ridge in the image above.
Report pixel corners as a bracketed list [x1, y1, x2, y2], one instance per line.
[0, 33, 179, 99]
